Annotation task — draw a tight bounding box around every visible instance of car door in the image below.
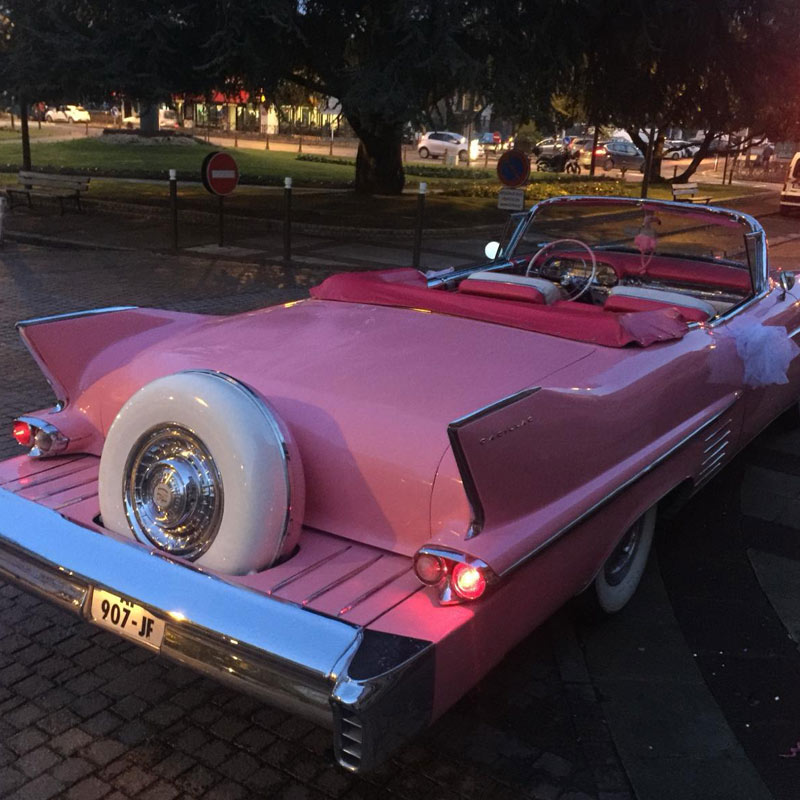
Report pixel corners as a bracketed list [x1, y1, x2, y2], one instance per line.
[427, 134, 444, 157]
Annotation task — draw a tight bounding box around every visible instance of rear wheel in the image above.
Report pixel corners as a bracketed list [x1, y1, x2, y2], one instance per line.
[458, 150, 468, 163]
[418, 147, 429, 159]
[580, 505, 657, 616]
[603, 157, 615, 171]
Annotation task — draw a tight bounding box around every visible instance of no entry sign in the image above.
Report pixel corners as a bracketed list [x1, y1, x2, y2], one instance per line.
[496, 150, 531, 188]
[201, 151, 239, 196]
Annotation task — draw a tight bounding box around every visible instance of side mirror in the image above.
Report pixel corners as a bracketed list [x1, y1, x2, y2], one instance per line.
[779, 271, 796, 296]
[484, 241, 501, 260]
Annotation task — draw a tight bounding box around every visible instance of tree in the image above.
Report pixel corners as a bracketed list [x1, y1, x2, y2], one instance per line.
[0, 0, 213, 148]
[567, 0, 800, 183]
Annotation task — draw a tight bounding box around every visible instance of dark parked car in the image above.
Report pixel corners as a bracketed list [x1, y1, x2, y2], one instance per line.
[600, 141, 645, 172]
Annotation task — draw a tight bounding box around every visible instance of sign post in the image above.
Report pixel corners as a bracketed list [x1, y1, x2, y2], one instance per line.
[201, 151, 239, 247]
[495, 150, 530, 212]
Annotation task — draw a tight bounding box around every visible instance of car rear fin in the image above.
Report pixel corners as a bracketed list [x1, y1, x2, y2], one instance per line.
[17, 306, 205, 407]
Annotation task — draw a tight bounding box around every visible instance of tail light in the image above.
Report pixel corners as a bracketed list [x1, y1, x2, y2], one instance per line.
[595, 147, 606, 155]
[413, 547, 496, 604]
[12, 421, 33, 446]
[11, 417, 69, 457]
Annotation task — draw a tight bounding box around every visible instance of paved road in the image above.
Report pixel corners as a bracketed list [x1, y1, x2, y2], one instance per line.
[0, 198, 798, 799]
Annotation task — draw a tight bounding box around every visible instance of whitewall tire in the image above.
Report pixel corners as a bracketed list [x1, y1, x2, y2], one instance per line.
[99, 370, 305, 575]
[592, 505, 657, 614]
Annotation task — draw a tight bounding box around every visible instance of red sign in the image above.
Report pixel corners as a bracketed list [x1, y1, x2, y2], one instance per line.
[201, 152, 239, 196]
[496, 150, 531, 188]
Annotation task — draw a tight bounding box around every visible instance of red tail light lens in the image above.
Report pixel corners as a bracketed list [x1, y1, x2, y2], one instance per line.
[12, 421, 33, 447]
[414, 553, 445, 585]
[451, 562, 487, 600]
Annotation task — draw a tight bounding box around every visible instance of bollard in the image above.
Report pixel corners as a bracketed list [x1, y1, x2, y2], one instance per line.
[218, 196, 225, 247]
[283, 177, 292, 266]
[169, 169, 178, 252]
[265, 133, 270, 150]
[298, 136, 303, 154]
[234, 130, 239, 148]
[85, 121, 89, 137]
[329, 133, 334, 156]
[412, 182, 427, 269]
[0, 196, 6, 247]
[673, 165, 678, 180]
[484, 150, 489, 168]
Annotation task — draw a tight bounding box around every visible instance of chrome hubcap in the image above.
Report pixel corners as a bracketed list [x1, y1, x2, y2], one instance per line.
[123, 426, 223, 558]
[604, 516, 643, 587]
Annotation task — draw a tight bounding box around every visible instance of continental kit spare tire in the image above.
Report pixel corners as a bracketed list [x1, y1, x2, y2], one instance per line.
[99, 371, 305, 574]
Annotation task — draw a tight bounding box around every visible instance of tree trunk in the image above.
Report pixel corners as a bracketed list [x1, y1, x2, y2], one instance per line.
[140, 104, 159, 135]
[674, 130, 717, 183]
[348, 113, 405, 195]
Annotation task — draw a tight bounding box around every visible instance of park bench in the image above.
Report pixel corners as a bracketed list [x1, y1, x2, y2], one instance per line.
[6, 171, 90, 214]
[671, 182, 711, 204]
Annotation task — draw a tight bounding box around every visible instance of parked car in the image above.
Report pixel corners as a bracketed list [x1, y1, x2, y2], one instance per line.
[600, 140, 645, 172]
[534, 136, 565, 157]
[665, 139, 700, 159]
[477, 131, 506, 154]
[579, 140, 608, 168]
[2, 196, 798, 773]
[122, 108, 179, 130]
[45, 104, 91, 123]
[417, 131, 469, 162]
[780, 151, 800, 214]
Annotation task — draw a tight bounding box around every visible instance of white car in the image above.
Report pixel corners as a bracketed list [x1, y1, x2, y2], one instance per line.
[417, 131, 469, 162]
[45, 105, 90, 123]
[122, 109, 179, 130]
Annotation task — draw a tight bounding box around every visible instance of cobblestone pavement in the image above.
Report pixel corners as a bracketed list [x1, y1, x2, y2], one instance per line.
[0, 243, 631, 800]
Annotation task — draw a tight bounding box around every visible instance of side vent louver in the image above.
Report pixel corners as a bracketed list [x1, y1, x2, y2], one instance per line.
[337, 713, 363, 771]
[697, 417, 733, 484]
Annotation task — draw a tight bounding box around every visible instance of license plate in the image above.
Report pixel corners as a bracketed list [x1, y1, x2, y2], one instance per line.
[89, 589, 165, 650]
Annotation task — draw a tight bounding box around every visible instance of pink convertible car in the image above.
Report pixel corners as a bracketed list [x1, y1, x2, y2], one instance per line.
[1, 196, 798, 771]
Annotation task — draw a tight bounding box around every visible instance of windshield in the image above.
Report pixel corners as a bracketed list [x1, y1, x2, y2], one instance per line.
[513, 197, 755, 269]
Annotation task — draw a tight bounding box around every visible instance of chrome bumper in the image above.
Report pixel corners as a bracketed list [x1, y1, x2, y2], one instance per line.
[0, 488, 434, 772]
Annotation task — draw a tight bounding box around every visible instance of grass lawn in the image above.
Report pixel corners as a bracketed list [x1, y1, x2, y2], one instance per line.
[0, 137, 357, 186]
[0, 136, 759, 228]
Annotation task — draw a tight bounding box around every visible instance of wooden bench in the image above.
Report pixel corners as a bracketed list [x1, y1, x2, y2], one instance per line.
[671, 182, 711, 204]
[6, 172, 90, 214]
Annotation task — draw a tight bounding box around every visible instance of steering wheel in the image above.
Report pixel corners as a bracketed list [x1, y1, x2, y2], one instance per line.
[525, 238, 598, 302]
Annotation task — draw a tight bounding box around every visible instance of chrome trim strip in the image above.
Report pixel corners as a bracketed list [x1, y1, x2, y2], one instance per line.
[0, 458, 93, 489]
[703, 431, 730, 454]
[789, 324, 800, 340]
[698, 455, 726, 479]
[501, 398, 739, 577]
[448, 387, 542, 538]
[337, 565, 412, 617]
[701, 440, 729, 465]
[704, 419, 732, 441]
[16, 306, 138, 329]
[52, 492, 98, 511]
[268, 544, 352, 594]
[302, 554, 383, 605]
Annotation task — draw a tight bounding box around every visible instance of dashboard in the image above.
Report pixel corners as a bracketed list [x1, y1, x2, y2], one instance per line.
[534, 257, 619, 288]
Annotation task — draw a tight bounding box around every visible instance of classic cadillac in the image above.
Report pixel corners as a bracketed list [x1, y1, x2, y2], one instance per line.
[1, 196, 798, 772]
